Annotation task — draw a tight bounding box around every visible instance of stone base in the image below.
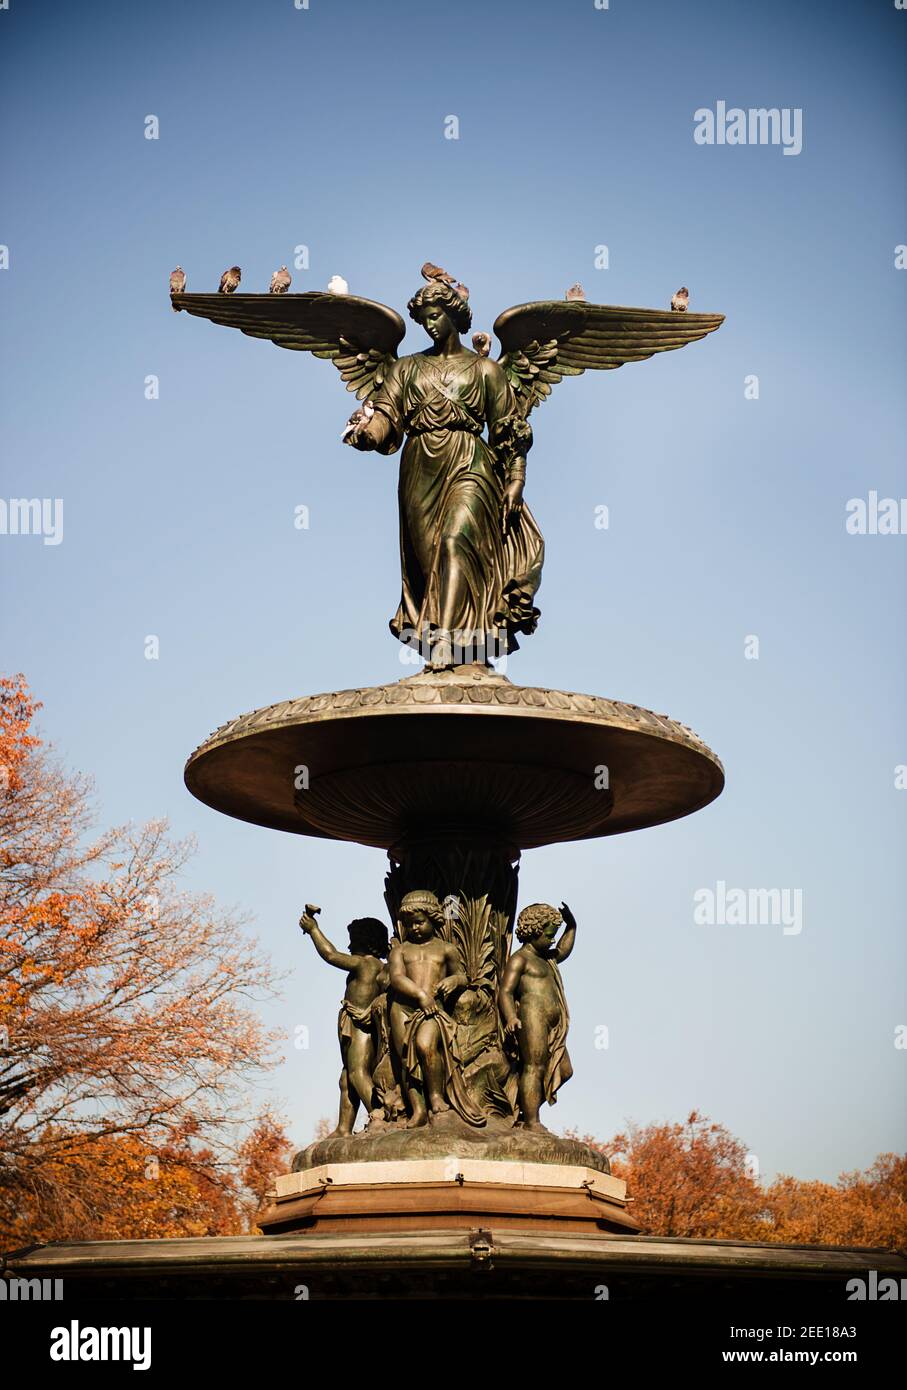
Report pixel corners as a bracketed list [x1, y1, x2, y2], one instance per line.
[293, 1114, 610, 1174]
[259, 1157, 635, 1236]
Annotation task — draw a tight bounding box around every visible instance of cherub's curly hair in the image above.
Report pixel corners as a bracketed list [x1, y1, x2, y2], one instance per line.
[398, 890, 446, 928]
[515, 902, 562, 942]
[407, 279, 472, 334]
[347, 917, 390, 957]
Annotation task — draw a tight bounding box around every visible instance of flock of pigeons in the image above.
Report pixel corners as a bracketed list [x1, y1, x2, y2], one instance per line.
[168, 262, 691, 313]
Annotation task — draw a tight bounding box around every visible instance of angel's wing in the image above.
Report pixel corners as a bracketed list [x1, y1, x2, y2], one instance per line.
[495, 301, 725, 416]
[171, 291, 406, 400]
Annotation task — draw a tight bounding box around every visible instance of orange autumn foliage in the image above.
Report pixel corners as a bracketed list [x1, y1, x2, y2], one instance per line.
[4, 1111, 294, 1246]
[0, 674, 291, 1244]
[570, 1113, 907, 1250]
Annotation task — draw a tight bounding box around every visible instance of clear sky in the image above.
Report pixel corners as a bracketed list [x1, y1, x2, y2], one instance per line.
[1, 0, 905, 1183]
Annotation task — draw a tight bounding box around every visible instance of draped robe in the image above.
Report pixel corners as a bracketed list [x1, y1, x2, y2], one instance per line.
[369, 350, 544, 657]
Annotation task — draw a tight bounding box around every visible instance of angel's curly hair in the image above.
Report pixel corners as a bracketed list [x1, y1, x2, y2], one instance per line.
[407, 279, 472, 334]
[516, 902, 562, 943]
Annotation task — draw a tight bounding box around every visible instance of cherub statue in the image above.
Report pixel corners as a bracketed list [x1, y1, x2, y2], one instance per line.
[498, 901, 576, 1130]
[175, 268, 723, 669]
[387, 890, 485, 1128]
[299, 904, 389, 1137]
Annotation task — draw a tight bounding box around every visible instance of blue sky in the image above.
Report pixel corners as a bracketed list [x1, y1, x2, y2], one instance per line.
[1, 0, 905, 1182]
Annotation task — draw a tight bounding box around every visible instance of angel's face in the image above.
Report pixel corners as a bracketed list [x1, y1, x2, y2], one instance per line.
[420, 304, 456, 344]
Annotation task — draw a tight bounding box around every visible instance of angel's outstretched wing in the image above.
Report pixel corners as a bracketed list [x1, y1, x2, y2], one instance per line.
[494, 301, 725, 417]
[171, 291, 406, 400]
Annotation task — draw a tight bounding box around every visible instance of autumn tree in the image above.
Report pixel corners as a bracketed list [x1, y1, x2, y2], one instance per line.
[0, 673, 288, 1244]
[569, 1111, 907, 1249]
[599, 1111, 767, 1239]
[762, 1154, 907, 1250]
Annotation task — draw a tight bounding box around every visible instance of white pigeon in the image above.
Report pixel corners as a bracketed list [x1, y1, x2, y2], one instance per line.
[219, 265, 241, 294]
[270, 266, 291, 294]
[169, 266, 186, 311]
[565, 283, 585, 302]
[341, 399, 375, 443]
[327, 275, 349, 295]
[671, 286, 689, 312]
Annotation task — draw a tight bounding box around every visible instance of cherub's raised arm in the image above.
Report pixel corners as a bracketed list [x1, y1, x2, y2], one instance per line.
[299, 911, 357, 971]
[552, 901, 577, 962]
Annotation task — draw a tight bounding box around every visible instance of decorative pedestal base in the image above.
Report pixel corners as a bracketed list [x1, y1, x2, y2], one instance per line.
[294, 1114, 611, 1174]
[258, 1158, 637, 1236]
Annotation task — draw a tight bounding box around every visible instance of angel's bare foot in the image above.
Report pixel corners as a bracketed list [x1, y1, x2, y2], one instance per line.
[428, 1097, 450, 1119]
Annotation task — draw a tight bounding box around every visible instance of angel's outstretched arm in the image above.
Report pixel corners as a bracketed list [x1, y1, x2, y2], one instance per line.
[348, 359, 406, 456]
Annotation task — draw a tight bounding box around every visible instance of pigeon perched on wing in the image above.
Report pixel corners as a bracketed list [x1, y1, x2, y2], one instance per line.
[341, 399, 375, 443]
[671, 286, 689, 313]
[327, 275, 349, 295]
[565, 283, 585, 302]
[471, 332, 491, 357]
[219, 265, 241, 294]
[269, 266, 291, 294]
[169, 266, 186, 310]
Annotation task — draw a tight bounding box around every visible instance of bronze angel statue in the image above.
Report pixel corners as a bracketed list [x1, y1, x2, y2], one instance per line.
[173, 266, 723, 669]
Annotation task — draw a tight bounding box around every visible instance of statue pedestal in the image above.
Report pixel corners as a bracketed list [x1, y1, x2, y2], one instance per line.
[258, 1158, 638, 1236]
[185, 666, 723, 1241]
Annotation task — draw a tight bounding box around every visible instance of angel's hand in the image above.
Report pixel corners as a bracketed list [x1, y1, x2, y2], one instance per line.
[502, 479, 524, 535]
[560, 901, 576, 931]
[341, 402, 378, 449]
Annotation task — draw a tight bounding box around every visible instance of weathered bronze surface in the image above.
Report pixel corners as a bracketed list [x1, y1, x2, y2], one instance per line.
[174, 276, 722, 669]
[177, 265, 727, 1200]
[184, 666, 724, 847]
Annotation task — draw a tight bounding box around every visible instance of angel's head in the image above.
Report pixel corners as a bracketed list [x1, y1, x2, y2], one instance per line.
[407, 279, 472, 341]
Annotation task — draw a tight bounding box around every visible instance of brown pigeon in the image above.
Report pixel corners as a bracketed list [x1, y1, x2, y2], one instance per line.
[219, 265, 242, 294]
[565, 283, 585, 301]
[169, 266, 186, 311]
[341, 400, 375, 443]
[471, 332, 491, 357]
[269, 266, 291, 294]
[421, 261, 457, 285]
[671, 286, 689, 312]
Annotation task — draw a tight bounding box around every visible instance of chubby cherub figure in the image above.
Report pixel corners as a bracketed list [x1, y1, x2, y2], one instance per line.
[299, 904, 389, 1137]
[498, 901, 576, 1130]
[388, 890, 484, 1128]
